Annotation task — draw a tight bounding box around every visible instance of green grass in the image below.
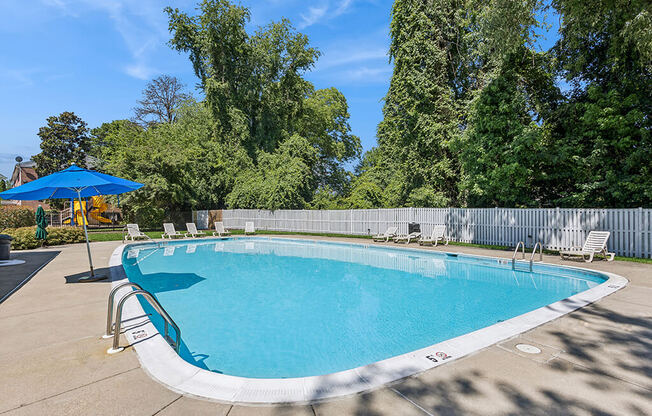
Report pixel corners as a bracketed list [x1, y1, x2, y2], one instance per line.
[85, 228, 652, 263]
[88, 230, 163, 242]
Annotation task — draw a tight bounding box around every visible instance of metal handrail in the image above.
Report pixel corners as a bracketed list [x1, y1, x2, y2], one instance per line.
[107, 289, 180, 354]
[530, 242, 543, 263]
[512, 241, 525, 269]
[512, 241, 525, 259]
[104, 282, 143, 338]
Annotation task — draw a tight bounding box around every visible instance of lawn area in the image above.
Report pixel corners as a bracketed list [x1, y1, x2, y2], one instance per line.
[88, 230, 163, 242]
[86, 228, 652, 263]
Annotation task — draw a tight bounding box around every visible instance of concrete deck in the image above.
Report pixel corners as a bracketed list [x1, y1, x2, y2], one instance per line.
[0, 237, 650, 415]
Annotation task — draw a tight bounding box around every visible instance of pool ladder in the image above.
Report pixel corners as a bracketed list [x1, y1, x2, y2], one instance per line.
[512, 241, 543, 272]
[104, 282, 180, 354]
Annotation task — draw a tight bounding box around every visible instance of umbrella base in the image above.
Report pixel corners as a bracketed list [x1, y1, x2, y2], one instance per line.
[78, 274, 107, 283]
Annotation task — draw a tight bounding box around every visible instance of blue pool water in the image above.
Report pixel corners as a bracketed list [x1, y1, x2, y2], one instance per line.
[122, 238, 606, 378]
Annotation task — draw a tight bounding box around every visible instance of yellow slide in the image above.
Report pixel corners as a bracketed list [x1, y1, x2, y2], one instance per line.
[88, 196, 112, 224]
[63, 196, 113, 225]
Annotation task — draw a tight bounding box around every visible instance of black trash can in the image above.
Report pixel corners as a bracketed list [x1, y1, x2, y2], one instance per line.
[408, 223, 421, 234]
[0, 234, 12, 261]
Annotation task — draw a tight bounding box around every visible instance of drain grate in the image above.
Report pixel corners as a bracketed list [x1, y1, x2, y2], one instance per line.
[515, 343, 542, 354]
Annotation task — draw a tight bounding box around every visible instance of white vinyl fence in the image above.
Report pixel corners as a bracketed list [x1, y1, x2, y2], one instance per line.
[193, 208, 652, 258]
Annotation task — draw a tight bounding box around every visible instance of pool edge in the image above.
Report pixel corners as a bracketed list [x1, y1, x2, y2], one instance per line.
[108, 238, 628, 404]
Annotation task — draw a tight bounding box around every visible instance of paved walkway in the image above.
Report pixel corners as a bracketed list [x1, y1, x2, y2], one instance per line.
[0, 237, 650, 415]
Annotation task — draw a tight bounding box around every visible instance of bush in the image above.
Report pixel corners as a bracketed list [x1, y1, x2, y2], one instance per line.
[3, 227, 39, 249]
[0, 207, 36, 229]
[2, 226, 86, 250]
[46, 226, 85, 246]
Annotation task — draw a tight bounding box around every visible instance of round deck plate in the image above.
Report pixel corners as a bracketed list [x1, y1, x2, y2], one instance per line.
[516, 343, 542, 354]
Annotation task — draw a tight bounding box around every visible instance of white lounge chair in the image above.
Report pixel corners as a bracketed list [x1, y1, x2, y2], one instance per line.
[161, 223, 184, 239]
[244, 222, 256, 235]
[419, 225, 449, 246]
[393, 232, 421, 244]
[373, 226, 398, 242]
[123, 224, 151, 242]
[560, 231, 615, 262]
[213, 221, 231, 237]
[185, 222, 206, 238]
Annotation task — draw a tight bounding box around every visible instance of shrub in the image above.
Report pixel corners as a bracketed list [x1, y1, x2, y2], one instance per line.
[2, 226, 85, 250]
[3, 227, 39, 249]
[46, 226, 85, 246]
[0, 207, 36, 229]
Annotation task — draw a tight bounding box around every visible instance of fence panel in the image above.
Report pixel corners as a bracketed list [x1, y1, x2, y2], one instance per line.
[210, 207, 652, 258]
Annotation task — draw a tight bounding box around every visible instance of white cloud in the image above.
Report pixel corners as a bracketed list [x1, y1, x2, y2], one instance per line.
[0, 68, 36, 88]
[340, 65, 392, 82]
[299, 0, 356, 29]
[299, 5, 329, 29]
[124, 62, 158, 80]
[333, 0, 354, 15]
[40, 0, 171, 80]
[316, 48, 387, 70]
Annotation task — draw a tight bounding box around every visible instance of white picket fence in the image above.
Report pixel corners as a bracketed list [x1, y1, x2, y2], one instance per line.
[193, 208, 652, 258]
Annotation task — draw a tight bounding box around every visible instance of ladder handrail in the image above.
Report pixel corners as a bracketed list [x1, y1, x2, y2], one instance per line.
[108, 289, 180, 354]
[528, 241, 543, 272]
[105, 282, 143, 337]
[530, 242, 543, 263]
[512, 241, 525, 269]
[512, 241, 525, 260]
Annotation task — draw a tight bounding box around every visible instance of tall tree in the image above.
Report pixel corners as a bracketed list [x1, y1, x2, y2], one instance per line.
[458, 49, 565, 207]
[551, 0, 651, 207]
[354, 0, 551, 208]
[32, 111, 90, 176]
[132, 75, 192, 127]
[370, 0, 464, 208]
[165, 0, 361, 205]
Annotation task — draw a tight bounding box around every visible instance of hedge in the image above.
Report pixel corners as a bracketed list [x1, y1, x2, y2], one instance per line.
[2, 226, 85, 250]
[0, 207, 36, 229]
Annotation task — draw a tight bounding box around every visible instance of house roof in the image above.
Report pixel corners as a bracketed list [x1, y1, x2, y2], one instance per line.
[10, 161, 39, 186]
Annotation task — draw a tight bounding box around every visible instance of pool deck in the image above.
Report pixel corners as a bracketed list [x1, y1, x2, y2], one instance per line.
[0, 236, 650, 415]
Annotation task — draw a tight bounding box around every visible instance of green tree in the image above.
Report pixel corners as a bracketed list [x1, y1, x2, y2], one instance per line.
[99, 102, 251, 226]
[166, 0, 361, 205]
[353, 0, 547, 208]
[297, 87, 361, 193]
[227, 135, 318, 210]
[551, 0, 651, 207]
[32, 112, 90, 176]
[457, 49, 568, 207]
[370, 0, 463, 207]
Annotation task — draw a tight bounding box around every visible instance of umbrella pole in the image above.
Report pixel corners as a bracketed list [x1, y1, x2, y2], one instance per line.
[77, 189, 103, 281]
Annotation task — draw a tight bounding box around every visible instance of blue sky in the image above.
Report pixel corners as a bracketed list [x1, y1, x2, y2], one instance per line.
[0, 0, 558, 179]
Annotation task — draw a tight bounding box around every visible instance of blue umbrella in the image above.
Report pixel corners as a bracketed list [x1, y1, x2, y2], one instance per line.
[0, 164, 143, 281]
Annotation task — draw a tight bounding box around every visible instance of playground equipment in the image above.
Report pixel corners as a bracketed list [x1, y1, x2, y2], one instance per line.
[63, 195, 114, 226]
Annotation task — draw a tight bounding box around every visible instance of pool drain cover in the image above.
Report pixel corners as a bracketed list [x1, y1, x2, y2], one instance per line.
[515, 343, 542, 354]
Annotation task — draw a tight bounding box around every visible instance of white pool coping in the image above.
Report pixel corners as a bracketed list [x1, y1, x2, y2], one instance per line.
[108, 237, 628, 404]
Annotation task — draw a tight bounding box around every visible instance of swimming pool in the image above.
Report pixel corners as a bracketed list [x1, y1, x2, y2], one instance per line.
[111, 237, 626, 402]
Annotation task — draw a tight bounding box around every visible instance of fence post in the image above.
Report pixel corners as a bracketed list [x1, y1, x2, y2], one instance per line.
[637, 207, 642, 258]
[350, 209, 353, 235]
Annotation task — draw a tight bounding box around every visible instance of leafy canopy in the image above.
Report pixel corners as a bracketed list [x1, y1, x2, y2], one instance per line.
[32, 111, 90, 176]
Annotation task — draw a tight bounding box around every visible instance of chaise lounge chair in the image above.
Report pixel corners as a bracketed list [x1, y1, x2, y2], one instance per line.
[123, 223, 151, 242]
[161, 223, 184, 239]
[245, 221, 256, 235]
[185, 222, 206, 238]
[560, 231, 615, 262]
[213, 221, 232, 237]
[373, 226, 398, 242]
[393, 231, 421, 244]
[419, 225, 449, 246]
